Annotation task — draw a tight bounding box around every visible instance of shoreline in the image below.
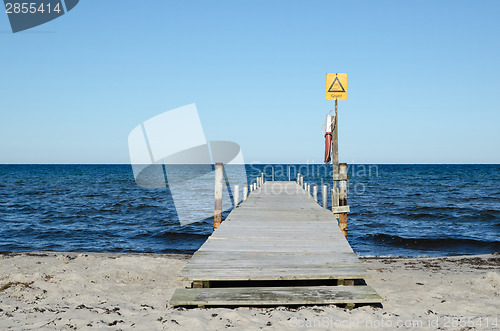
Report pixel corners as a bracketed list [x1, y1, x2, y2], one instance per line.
[2, 250, 497, 258]
[1, 252, 498, 330]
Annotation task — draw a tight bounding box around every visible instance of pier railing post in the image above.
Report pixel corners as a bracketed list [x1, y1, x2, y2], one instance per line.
[243, 185, 248, 201]
[322, 185, 327, 209]
[261, 173, 264, 185]
[288, 166, 291, 181]
[214, 163, 223, 229]
[332, 187, 339, 210]
[338, 163, 348, 237]
[297, 173, 300, 184]
[234, 185, 239, 207]
[272, 166, 275, 181]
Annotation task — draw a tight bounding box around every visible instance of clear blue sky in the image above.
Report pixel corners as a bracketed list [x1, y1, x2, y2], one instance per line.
[1, 0, 499, 164]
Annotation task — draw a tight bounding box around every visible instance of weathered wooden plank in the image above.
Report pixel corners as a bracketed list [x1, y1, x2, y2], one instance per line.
[171, 285, 381, 306]
[331, 206, 350, 214]
[179, 269, 369, 281]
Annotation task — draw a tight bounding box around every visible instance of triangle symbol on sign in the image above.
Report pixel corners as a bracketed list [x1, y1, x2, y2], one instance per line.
[328, 76, 345, 93]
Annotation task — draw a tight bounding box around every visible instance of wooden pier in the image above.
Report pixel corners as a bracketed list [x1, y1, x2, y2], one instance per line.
[170, 181, 382, 308]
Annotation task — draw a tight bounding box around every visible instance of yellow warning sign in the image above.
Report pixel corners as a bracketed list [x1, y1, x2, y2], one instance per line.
[326, 73, 347, 100]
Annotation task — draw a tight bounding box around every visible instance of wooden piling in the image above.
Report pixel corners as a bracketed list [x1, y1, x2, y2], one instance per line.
[297, 173, 300, 184]
[214, 163, 223, 229]
[243, 185, 248, 201]
[288, 166, 291, 181]
[250, 184, 254, 192]
[338, 163, 348, 237]
[261, 173, 264, 185]
[322, 185, 327, 209]
[332, 101, 339, 180]
[332, 187, 339, 208]
[300, 176, 303, 188]
[234, 185, 239, 207]
[272, 166, 275, 181]
[313, 185, 318, 202]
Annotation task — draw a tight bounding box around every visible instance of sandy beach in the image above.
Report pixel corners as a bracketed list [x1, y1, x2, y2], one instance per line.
[0, 252, 498, 330]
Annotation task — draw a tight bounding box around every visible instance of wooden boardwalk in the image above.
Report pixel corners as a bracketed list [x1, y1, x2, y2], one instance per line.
[170, 181, 381, 307]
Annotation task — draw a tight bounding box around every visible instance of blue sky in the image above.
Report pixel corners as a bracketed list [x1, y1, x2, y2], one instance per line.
[1, 0, 499, 164]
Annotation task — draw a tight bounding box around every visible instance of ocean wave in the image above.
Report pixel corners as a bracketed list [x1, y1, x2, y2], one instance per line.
[365, 233, 500, 251]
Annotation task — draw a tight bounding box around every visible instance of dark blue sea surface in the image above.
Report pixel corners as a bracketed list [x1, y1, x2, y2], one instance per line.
[0, 164, 498, 257]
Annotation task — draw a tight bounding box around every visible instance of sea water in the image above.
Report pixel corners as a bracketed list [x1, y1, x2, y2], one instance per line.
[0, 164, 498, 257]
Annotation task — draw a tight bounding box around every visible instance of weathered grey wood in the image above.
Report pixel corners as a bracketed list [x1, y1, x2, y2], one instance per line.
[243, 186, 248, 201]
[214, 163, 223, 229]
[322, 184, 328, 209]
[339, 163, 348, 237]
[296, 173, 300, 184]
[272, 166, 275, 181]
[331, 206, 350, 214]
[339, 163, 347, 205]
[288, 166, 291, 181]
[332, 102, 339, 181]
[332, 187, 339, 208]
[171, 285, 382, 306]
[234, 185, 239, 207]
[313, 185, 318, 202]
[173, 181, 380, 306]
[181, 182, 368, 279]
[332, 174, 349, 181]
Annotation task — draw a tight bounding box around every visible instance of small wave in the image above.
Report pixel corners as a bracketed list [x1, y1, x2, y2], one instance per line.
[479, 209, 500, 216]
[365, 233, 500, 251]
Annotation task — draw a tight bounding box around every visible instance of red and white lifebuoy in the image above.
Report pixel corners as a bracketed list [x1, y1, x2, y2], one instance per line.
[324, 114, 332, 164]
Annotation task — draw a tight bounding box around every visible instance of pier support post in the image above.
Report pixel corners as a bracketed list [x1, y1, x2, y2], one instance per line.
[313, 185, 318, 202]
[297, 173, 300, 184]
[288, 166, 291, 181]
[300, 176, 304, 188]
[272, 166, 275, 181]
[254, 183, 257, 191]
[322, 185, 327, 209]
[261, 173, 264, 185]
[243, 185, 248, 201]
[338, 163, 348, 237]
[234, 185, 239, 207]
[214, 163, 223, 229]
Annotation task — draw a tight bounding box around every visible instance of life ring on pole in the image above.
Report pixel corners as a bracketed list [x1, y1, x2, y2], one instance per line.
[324, 114, 332, 164]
